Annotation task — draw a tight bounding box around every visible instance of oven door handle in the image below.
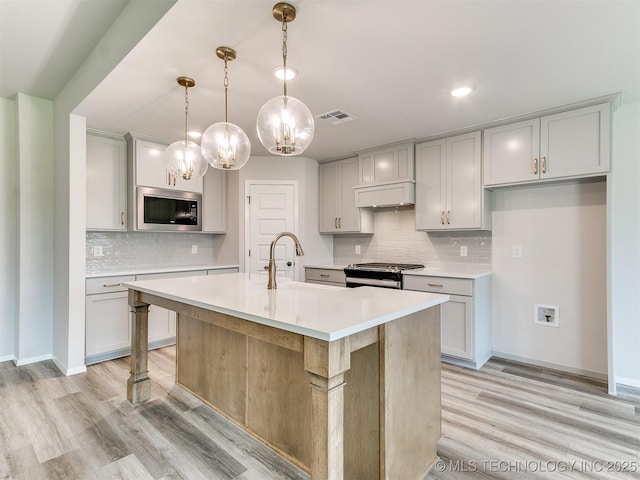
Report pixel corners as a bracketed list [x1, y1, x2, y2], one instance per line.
[345, 276, 401, 289]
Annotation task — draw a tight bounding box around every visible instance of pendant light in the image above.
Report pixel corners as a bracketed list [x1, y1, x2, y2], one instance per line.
[201, 47, 251, 170]
[165, 77, 208, 180]
[256, 2, 314, 156]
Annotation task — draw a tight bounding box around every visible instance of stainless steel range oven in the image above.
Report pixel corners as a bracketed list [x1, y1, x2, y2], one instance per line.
[344, 263, 424, 289]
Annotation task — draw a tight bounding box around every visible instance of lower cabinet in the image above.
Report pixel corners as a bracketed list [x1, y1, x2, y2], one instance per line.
[85, 268, 234, 365]
[403, 273, 492, 369]
[304, 267, 346, 287]
[85, 275, 135, 364]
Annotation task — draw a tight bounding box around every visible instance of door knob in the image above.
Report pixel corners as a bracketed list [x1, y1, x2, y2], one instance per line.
[287, 261, 292, 266]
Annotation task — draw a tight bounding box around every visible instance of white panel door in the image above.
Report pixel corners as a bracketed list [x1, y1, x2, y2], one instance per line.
[247, 183, 296, 280]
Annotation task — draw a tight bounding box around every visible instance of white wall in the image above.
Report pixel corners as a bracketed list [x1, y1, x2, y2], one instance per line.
[51, 0, 177, 374]
[14, 94, 55, 364]
[228, 156, 333, 279]
[0, 98, 17, 361]
[610, 101, 640, 388]
[491, 180, 607, 377]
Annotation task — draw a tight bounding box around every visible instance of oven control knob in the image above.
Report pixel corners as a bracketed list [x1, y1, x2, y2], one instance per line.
[287, 261, 292, 267]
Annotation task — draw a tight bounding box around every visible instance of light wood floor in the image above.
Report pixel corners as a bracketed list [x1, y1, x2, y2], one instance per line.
[1, 347, 638, 479]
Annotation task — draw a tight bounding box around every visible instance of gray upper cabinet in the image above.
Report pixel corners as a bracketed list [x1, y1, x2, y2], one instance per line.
[86, 130, 127, 231]
[357, 141, 415, 184]
[125, 132, 203, 193]
[483, 103, 610, 187]
[416, 131, 490, 231]
[319, 157, 373, 234]
[202, 167, 226, 233]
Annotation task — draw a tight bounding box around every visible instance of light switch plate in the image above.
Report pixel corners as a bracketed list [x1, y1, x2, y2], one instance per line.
[355, 245, 361, 255]
[191, 245, 198, 254]
[460, 246, 468, 257]
[94, 245, 104, 257]
[512, 245, 523, 258]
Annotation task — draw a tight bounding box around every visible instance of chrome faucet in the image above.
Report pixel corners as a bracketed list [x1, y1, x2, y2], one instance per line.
[267, 232, 304, 289]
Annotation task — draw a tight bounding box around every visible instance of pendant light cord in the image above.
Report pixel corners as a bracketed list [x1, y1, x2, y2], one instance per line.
[183, 83, 189, 144]
[282, 13, 288, 98]
[223, 55, 229, 123]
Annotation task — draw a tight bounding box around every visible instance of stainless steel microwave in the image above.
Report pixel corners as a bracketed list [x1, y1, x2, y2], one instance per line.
[137, 186, 202, 231]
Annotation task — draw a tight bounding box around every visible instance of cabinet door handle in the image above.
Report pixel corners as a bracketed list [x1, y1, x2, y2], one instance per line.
[441, 211, 445, 225]
[338, 217, 341, 229]
[173, 176, 176, 187]
[428, 283, 444, 288]
[447, 210, 451, 225]
[120, 212, 125, 225]
[103, 283, 122, 287]
[320, 274, 330, 278]
[167, 171, 171, 186]
[533, 158, 538, 175]
[334, 217, 338, 229]
[541, 156, 546, 174]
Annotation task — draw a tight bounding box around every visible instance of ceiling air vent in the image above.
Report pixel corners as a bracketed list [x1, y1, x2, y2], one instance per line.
[316, 109, 358, 125]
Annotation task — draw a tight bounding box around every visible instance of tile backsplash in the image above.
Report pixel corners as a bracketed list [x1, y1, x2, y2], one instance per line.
[86, 231, 216, 274]
[333, 206, 491, 265]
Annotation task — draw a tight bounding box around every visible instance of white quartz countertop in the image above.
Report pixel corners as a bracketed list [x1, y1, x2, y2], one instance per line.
[124, 272, 448, 341]
[403, 264, 492, 279]
[86, 264, 239, 279]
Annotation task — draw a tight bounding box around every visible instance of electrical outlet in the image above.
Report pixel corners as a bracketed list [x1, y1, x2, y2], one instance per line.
[460, 246, 468, 257]
[355, 245, 361, 255]
[191, 245, 198, 254]
[94, 245, 104, 257]
[512, 245, 523, 258]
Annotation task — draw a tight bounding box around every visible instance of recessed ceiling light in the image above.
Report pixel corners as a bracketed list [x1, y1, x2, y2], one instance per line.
[273, 66, 298, 80]
[188, 131, 201, 139]
[450, 85, 474, 97]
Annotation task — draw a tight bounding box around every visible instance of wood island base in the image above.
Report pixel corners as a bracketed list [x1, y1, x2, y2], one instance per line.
[127, 288, 442, 480]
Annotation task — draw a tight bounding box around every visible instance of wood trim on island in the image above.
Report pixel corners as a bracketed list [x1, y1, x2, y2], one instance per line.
[127, 286, 442, 479]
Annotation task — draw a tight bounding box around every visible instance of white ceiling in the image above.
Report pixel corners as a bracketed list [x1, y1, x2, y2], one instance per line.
[3, 0, 640, 162]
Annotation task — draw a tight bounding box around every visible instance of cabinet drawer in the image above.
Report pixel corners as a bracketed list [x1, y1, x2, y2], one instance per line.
[86, 275, 136, 295]
[403, 275, 473, 296]
[305, 268, 346, 284]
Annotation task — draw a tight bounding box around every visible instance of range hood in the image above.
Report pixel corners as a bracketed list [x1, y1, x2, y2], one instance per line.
[353, 180, 415, 208]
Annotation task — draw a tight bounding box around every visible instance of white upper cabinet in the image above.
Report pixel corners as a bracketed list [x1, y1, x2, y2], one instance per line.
[126, 133, 203, 193]
[202, 167, 226, 233]
[483, 103, 610, 187]
[540, 104, 610, 179]
[357, 141, 415, 184]
[416, 131, 490, 231]
[319, 157, 373, 234]
[86, 130, 127, 231]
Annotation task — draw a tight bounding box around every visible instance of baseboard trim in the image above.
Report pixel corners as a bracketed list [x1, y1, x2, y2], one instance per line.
[0, 354, 16, 363]
[616, 376, 640, 389]
[15, 353, 53, 366]
[491, 351, 608, 381]
[49, 356, 87, 376]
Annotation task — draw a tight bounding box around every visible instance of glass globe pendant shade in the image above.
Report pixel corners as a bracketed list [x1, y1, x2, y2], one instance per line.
[165, 140, 208, 180]
[201, 121, 251, 170]
[256, 95, 314, 156]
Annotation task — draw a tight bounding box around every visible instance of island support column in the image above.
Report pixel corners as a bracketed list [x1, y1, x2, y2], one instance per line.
[304, 336, 350, 480]
[127, 290, 151, 404]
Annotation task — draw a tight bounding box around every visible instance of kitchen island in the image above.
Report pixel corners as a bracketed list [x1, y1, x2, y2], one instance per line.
[124, 273, 448, 480]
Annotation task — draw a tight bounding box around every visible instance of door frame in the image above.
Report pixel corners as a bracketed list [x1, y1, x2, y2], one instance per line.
[243, 180, 300, 280]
